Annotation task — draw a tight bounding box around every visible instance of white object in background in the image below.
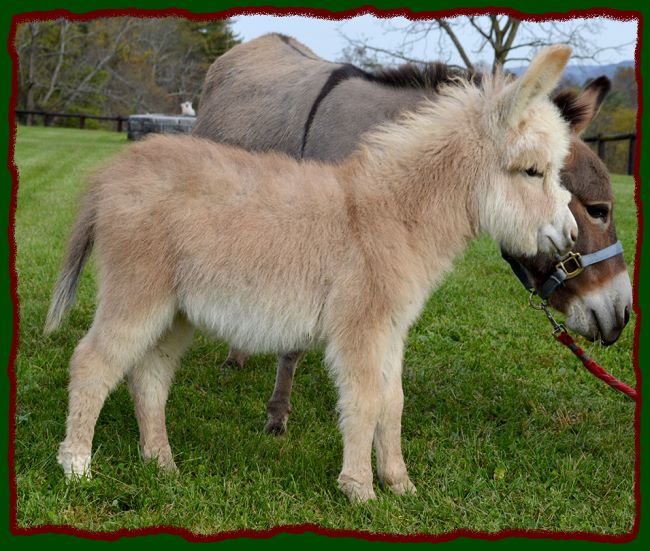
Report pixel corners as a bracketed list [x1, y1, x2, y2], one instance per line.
[181, 101, 195, 116]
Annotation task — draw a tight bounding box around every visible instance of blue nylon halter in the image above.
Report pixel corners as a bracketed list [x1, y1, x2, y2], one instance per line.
[502, 240, 624, 300]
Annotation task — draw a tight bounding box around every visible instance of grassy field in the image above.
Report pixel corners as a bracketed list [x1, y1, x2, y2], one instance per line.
[12, 126, 638, 535]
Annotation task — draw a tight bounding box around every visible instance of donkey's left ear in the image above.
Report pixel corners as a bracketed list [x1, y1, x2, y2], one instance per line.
[553, 76, 611, 135]
[497, 45, 572, 127]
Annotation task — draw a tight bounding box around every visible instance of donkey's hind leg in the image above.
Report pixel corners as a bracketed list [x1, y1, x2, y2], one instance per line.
[57, 302, 175, 478]
[127, 314, 195, 471]
[220, 347, 250, 370]
[265, 351, 303, 435]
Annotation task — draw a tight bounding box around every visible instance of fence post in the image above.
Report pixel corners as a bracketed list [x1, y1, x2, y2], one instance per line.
[627, 135, 636, 176]
[117, 117, 124, 132]
[597, 134, 606, 161]
[79, 116, 86, 129]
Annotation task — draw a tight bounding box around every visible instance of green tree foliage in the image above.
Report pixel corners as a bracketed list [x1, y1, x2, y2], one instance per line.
[16, 17, 240, 122]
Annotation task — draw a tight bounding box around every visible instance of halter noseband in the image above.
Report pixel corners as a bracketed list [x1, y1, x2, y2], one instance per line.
[502, 240, 624, 300]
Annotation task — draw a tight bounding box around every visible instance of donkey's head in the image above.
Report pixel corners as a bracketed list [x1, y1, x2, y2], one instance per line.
[475, 45, 577, 261]
[510, 77, 633, 344]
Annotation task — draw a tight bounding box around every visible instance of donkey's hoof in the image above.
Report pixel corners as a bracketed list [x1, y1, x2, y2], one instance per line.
[338, 474, 376, 503]
[265, 401, 291, 435]
[142, 448, 177, 472]
[58, 451, 92, 480]
[388, 477, 417, 496]
[265, 415, 288, 435]
[158, 459, 179, 474]
[219, 358, 241, 371]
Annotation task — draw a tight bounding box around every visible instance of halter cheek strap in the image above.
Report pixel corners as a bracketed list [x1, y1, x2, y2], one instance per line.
[502, 240, 624, 300]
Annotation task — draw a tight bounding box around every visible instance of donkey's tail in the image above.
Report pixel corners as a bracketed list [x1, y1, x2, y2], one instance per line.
[44, 190, 96, 335]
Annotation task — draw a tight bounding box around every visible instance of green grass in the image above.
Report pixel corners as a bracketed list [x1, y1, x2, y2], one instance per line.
[13, 126, 637, 535]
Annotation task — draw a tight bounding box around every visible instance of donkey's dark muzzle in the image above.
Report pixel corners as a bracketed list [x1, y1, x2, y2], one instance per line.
[590, 304, 630, 346]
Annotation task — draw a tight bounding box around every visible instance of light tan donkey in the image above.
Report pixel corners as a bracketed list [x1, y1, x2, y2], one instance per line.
[46, 46, 577, 502]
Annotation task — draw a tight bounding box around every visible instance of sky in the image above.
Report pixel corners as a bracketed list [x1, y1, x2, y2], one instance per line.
[229, 14, 637, 68]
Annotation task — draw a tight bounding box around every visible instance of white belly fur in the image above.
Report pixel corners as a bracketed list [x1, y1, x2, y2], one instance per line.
[180, 286, 323, 353]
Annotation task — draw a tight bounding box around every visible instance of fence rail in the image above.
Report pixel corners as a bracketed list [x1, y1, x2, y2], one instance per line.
[15, 110, 127, 132]
[583, 132, 637, 175]
[14, 110, 638, 175]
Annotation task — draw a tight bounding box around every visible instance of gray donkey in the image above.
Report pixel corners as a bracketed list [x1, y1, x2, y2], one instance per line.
[193, 34, 632, 435]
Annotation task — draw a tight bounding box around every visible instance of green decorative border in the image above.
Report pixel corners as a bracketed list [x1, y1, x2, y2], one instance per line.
[2, 1, 645, 549]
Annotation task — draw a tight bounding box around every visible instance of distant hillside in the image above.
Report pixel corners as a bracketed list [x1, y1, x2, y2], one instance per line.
[509, 60, 634, 84]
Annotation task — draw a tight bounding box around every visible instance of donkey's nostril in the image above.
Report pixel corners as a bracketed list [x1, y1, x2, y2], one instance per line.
[570, 227, 577, 244]
[624, 305, 630, 326]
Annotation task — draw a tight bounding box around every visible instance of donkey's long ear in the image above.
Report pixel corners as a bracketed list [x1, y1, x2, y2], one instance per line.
[496, 45, 572, 127]
[553, 76, 611, 135]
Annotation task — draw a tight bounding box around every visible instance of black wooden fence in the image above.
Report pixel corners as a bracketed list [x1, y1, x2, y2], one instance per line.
[583, 132, 637, 175]
[15, 110, 127, 132]
[14, 109, 638, 175]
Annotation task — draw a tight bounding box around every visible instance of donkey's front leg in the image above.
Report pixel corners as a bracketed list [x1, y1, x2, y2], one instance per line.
[330, 337, 385, 502]
[374, 336, 416, 496]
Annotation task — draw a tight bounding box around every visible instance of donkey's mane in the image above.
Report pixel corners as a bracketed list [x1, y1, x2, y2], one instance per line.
[355, 72, 507, 171]
[274, 32, 477, 92]
[369, 62, 479, 91]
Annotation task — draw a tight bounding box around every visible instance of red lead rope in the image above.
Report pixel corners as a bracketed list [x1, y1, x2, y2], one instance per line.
[554, 330, 638, 401]
[531, 297, 637, 401]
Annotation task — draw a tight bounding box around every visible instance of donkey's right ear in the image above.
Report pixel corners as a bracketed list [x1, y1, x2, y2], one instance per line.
[495, 45, 572, 128]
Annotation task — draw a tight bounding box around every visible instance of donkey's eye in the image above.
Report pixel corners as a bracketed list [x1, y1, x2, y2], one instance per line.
[524, 167, 544, 178]
[586, 203, 609, 222]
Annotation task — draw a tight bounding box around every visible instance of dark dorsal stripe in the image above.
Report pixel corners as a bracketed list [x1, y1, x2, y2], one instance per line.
[300, 64, 372, 158]
[300, 61, 479, 158]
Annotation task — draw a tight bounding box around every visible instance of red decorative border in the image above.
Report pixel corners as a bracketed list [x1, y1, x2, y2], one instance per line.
[7, 5, 642, 543]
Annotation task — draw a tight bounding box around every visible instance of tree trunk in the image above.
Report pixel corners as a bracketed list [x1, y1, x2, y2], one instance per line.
[25, 23, 39, 124]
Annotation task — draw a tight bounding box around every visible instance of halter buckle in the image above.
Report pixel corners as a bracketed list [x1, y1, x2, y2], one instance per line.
[555, 251, 583, 279]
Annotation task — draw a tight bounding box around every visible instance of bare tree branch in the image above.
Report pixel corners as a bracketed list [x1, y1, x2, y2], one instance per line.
[437, 19, 475, 71]
[339, 16, 633, 75]
[468, 16, 492, 44]
[344, 41, 429, 65]
[62, 20, 134, 111]
[502, 18, 521, 54]
[42, 20, 68, 106]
